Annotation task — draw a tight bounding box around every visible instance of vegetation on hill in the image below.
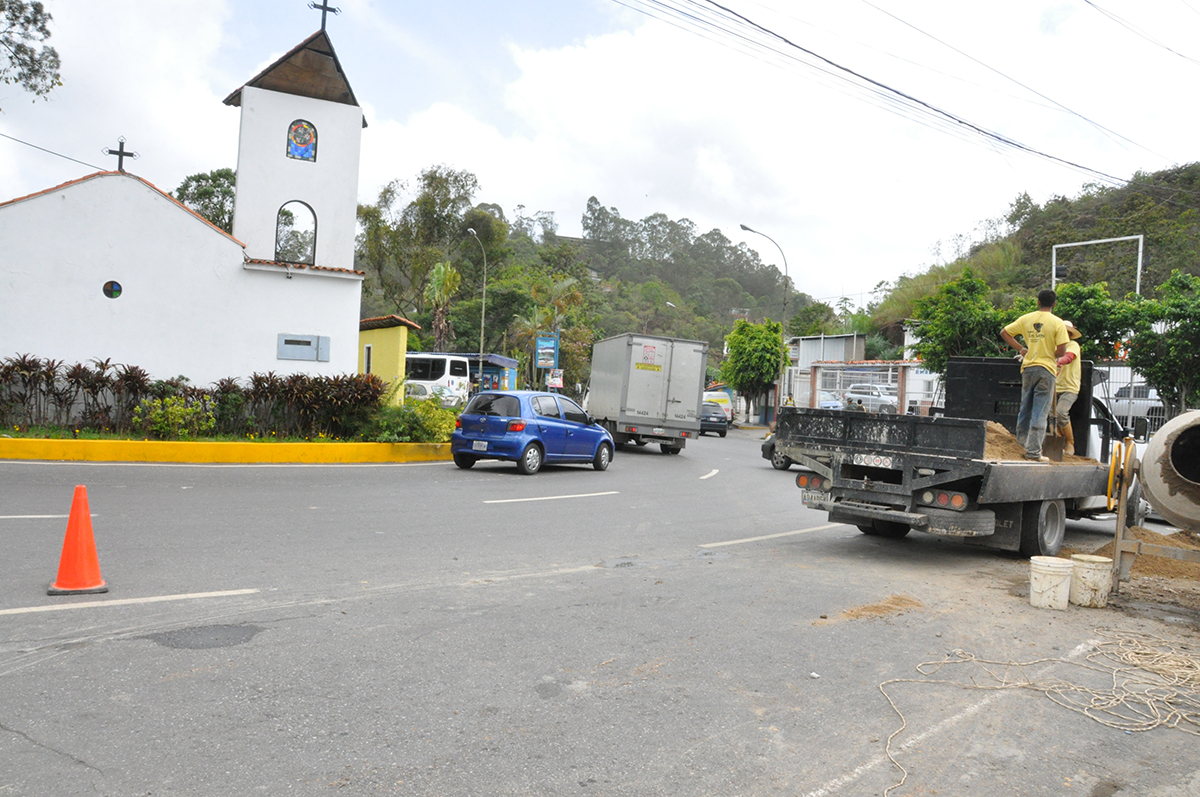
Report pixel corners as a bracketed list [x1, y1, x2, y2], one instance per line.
[170, 160, 1200, 411]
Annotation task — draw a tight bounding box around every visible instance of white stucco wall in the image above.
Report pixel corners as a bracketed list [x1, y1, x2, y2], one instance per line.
[231, 86, 363, 271]
[0, 173, 362, 386]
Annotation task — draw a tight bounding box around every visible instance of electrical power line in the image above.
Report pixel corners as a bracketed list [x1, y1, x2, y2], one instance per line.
[1085, 0, 1200, 65]
[611, 0, 1200, 205]
[0, 131, 105, 171]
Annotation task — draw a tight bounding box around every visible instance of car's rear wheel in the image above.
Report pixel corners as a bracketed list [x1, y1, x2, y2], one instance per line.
[452, 453, 476, 469]
[771, 447, 792, 470]
[517, 443, 543, 475]
[718, 429, 727, 438]
[593, 443, 612, 471]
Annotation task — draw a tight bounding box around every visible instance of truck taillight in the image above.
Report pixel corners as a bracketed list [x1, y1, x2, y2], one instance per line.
[507, 420, 527, 432]
[796, 473, 825, 490]
[919, 490, 968, 510]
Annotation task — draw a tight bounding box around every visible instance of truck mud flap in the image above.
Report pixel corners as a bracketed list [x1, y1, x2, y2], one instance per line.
[827, 501, 928, 528]
[923, 507, 995, 537]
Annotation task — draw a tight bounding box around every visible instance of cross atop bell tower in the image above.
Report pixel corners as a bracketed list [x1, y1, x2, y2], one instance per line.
[308, 1, 340, 30]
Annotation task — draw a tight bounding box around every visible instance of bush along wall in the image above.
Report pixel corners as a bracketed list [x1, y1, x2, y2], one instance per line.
[0, 354, 391, 441]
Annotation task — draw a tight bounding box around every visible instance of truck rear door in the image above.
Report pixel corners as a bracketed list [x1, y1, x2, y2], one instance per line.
[665, 341, 704, 424]
[626, 336, 670, 421]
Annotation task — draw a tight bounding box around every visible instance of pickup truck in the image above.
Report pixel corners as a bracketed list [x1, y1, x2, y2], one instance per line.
[770, 357, 1145, 557]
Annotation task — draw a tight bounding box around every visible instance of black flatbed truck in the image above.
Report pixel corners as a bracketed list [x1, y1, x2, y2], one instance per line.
[772, 357, 1134, 556]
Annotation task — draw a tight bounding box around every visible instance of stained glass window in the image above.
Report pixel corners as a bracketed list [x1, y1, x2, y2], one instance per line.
[286, 120, 317, 161]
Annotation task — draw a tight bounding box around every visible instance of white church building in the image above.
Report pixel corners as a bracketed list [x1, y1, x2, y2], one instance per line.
[0, 31, 365, 386]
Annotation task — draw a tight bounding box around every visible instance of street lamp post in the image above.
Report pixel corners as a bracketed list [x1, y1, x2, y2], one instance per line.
[467, 228, 487, 389]
[740, 224, 790, 423]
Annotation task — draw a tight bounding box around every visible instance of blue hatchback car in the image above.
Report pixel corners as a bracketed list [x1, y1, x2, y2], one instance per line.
[451, 391, 615, 474]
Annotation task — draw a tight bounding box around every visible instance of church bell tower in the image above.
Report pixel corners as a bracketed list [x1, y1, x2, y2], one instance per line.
[223, 28, 365, 272]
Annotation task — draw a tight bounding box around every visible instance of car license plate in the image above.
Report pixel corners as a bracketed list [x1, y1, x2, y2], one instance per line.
[802, 490, 829, 507]
[472, 441, 487, 451]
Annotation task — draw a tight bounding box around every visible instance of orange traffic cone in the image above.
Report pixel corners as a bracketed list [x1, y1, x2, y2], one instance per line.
[48, 485, 108, 595]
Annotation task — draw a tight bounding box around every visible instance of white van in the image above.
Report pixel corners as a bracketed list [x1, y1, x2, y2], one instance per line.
[704, 391, 733, 421]
[405, 353, 472, 408]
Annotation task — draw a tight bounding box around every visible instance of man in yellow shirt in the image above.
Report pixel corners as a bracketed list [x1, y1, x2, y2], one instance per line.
[1054, 320, 1084, 452]
[1000, 289, 1069, 461]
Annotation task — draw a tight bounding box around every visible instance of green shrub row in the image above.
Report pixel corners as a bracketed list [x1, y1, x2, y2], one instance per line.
[0, 354, 458, 442]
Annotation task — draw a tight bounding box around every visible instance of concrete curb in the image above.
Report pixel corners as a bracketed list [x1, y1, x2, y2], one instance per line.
[0, 438, 452, 465]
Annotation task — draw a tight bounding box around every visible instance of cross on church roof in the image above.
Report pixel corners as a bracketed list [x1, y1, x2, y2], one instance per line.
[309, 0, 340, 30]
[103, 137, 139, 172]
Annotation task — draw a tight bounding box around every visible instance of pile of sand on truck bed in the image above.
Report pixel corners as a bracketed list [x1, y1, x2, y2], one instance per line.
[983, 421, 1097, 465]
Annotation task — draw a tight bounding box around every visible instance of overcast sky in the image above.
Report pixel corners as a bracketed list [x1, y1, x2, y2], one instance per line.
[2, 0, 1197, 307]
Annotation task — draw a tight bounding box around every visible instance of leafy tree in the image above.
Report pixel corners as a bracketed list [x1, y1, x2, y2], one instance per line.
[423, 262, 461, 351]
[357, 166, 483, 317]
[864, 334, 902, 360]
[787, 302, 837, 337]
[1050, 281, 1125, 361]
[1122, 270, 1200, 416]
[1, 1, 60, 111]
[720, 319, 784, 420]
[909, 268, 1007, 374]
[174, 168, 236, 233]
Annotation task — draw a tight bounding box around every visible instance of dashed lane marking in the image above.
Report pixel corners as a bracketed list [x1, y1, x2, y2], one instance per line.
[484, 491, 618, 504]
[700, 523, 843, 548]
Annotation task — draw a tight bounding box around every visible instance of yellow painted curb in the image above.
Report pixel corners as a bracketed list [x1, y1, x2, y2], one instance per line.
[0, 438, 452, 465]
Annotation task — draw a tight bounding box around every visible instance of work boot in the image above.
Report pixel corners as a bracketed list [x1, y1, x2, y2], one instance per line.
[1059, 421, 1075, 454]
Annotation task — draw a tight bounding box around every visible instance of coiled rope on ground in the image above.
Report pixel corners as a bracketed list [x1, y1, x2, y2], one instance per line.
[879, 628, 1200, 795]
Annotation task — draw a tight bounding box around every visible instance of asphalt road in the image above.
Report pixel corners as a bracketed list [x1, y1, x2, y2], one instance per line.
[2, 429, 1198, 796]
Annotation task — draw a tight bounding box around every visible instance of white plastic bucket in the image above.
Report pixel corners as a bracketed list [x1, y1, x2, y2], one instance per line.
[1029, 556, 1074, 610]
[1069, 554, 1113, 608]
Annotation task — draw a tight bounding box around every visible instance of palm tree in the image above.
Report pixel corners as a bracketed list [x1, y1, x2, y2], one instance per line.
[510, 306, 553, 386]
[423, 261, 461, 351]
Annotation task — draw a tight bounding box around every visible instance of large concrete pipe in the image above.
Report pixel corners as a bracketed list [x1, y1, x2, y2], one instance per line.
[1137, 410, 1200, 530]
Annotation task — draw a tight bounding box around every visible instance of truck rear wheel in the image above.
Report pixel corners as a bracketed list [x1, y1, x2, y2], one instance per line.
[660, 443, 681, 455]
[1019, 499, 1066, 557]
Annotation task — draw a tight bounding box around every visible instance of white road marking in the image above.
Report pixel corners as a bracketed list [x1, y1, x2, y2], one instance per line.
[0, 514, 96, 520]
[700, 523, 843, 548]
[799, 637, 1101, 797]
[700, 469, 719, 480]
[484, 491, 618, 504]
[0, 588, 260, 616]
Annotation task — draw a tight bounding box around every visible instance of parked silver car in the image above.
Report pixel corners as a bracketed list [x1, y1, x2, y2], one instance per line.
[842, 383, 899, 413]
[1109, 384, 1165, 419]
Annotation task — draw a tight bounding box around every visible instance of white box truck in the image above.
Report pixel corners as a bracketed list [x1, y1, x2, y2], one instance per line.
[588, 333, 709, 454]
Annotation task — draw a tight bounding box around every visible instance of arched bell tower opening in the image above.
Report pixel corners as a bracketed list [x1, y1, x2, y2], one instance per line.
[275, 201, 316, 264]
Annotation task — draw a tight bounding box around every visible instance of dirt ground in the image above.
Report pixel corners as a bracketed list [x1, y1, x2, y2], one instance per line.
[1061, 525, 1200, 614]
